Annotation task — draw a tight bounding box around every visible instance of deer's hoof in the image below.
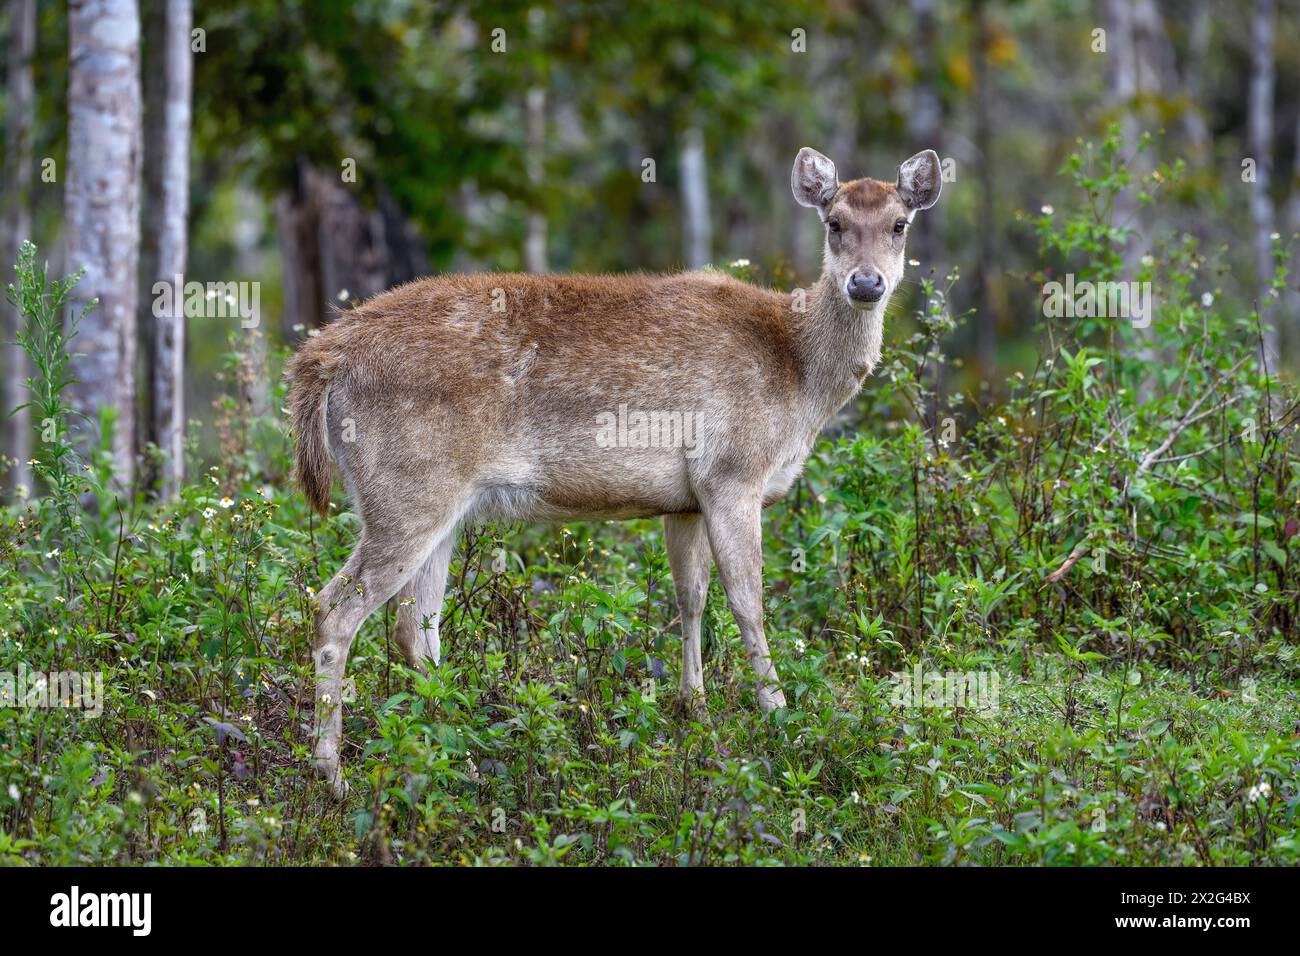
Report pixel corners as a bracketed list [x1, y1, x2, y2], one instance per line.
[314, 755, 348, 799]
[330, 773, 350, 800]
[313, 740, 348, 799]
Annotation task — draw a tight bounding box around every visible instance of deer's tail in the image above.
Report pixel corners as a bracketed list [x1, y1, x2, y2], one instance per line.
[285, 345, 334, 517]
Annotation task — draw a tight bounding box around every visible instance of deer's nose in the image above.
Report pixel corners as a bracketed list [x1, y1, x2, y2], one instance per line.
[846, 271, 886, 303]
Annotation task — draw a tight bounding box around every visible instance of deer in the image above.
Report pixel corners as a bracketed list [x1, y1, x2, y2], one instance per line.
[287, 147, 942, 794]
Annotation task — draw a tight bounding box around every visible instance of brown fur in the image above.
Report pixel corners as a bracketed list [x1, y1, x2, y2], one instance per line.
[286, 271, 805, 519]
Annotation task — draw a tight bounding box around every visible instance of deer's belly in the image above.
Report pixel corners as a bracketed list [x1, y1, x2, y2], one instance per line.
[762, 457, 807, 505]
[471, 449, 698, 523]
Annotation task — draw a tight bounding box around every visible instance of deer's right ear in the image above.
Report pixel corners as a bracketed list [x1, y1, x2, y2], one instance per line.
[791, 147, 838, 212]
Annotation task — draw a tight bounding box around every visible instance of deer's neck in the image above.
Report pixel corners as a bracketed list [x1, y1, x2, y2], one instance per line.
[792, 273, 885, 424]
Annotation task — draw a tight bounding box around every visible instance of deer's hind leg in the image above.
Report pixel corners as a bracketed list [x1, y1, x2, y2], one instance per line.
[312, 508, 461, 796]
[393, 530, 456, 668]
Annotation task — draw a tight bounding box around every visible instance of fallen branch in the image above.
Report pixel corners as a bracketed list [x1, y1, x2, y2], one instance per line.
[1045, 540, 1090, 583]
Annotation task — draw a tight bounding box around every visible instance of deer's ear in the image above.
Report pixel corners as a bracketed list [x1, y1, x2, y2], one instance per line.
[791, 147, 838, 211]
[897, 150, 942, 210]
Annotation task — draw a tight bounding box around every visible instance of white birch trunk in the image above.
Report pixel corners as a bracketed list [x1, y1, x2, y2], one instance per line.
[66, 0, 143, 486]
[2, 0, 35, 501]
[141, 0, 192, 499]
[1248, 0, 1279, 371]
[680, 126, 712, 269]
[524, 85, 548, 273]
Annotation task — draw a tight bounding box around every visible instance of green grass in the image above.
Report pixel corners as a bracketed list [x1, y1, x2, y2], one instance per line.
[1, 133, 1298, 866]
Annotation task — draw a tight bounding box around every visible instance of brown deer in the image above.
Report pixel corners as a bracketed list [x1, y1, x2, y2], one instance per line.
[287, 147, 942, 793]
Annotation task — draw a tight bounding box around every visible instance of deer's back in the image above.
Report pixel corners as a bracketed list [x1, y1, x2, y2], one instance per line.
[310, 271, 797, 405]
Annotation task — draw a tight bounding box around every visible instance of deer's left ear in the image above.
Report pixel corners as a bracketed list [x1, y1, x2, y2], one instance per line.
[897, 150, 942, 210]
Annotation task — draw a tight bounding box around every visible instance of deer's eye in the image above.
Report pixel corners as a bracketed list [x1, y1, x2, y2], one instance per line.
[827, 218, 842, 234]
[893, 218, 908, 234]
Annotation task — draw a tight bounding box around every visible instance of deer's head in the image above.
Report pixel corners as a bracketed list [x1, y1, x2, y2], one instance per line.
[791, 147, 941, 311]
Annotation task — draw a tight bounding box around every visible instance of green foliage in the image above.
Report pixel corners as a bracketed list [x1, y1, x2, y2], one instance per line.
[2, 141, 1299, 866]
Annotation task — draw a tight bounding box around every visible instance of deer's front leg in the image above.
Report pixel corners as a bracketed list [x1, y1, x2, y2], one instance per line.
[700, 490, 787, 712]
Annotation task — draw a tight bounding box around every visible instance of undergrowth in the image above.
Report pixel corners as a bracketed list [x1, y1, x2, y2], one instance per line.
[1, 134, 1298, 866]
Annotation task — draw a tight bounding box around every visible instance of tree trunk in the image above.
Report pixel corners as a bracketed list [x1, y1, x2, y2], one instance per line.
[378, 191, 427, 284]
[971, 0, 998, 377]
[524, 84, 548, 273]
[277, 161, 427, 341]
[314, 168, 389, 309]
[679, 125, 712, 269]
[912, 0, 946, 429]
[274, 167, 325, 342]
[1248, 0, 1279, 371]
[523, 7, 547, 273]
[1105, 0, 1139, 256]
[231, 186, 269, 424]
[1132, 0, 1176, 97]
[910, 0, 942, 273]
[66, 0, 143, 487]
[2, 0, 35, 502]
[1106, 0, 1164, 399]
[1180, 0, 1212, 160]
[140, 0, 192, 500]
[1284, 111, 1300, 365]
